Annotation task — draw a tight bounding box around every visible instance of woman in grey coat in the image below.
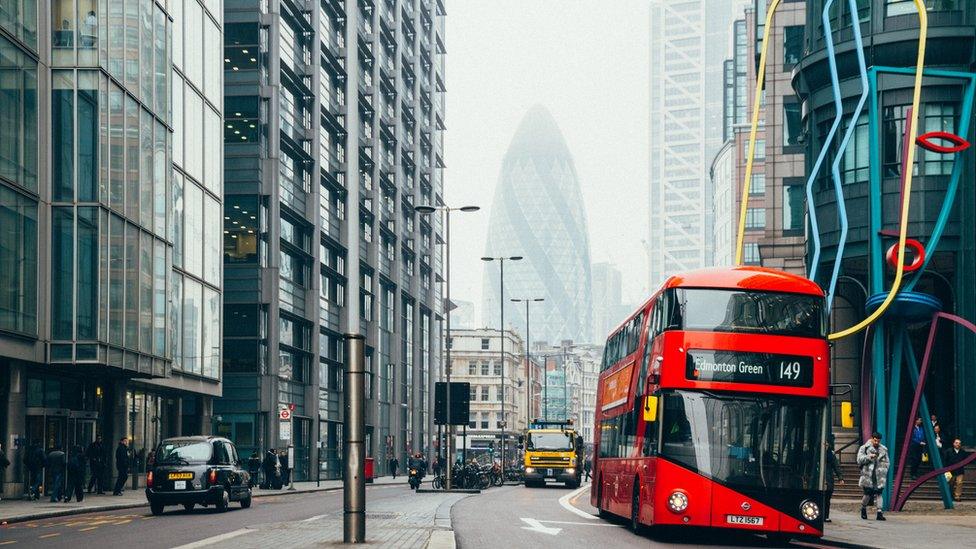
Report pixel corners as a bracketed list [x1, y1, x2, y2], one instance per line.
[857, 432, 889, 521]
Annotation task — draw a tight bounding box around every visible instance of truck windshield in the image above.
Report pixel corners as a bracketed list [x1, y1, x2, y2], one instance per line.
[156, 441, 213, 464]
[659, 391, 825, 491]
[527, 432, 574, 451]
[672, 288, 826, 338]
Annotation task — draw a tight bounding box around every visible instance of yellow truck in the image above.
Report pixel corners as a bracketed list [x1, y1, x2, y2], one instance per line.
[521, 420, 583, 488]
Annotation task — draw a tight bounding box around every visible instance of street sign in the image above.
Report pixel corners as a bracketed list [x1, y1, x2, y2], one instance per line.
[280, 420, 292, 441]
[434, 382, 471, 425]
[279, 408, 292, 420]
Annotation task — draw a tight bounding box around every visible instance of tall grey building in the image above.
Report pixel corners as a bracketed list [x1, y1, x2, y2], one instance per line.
[0, 0, 223, 497]
[217, 0, 446, 480]
[647, 0, 746, 287]
[482, 105, 592, 345]
[591, 261, 622, 341]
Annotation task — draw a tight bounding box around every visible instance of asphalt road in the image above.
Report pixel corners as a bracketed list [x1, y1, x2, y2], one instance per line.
[0, 484, 409, 548]
[451, 482, 848, 549]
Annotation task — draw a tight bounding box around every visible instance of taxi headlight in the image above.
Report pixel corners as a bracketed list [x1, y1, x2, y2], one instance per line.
[667, 491, 689, 513]
[800, 500, 820, 521]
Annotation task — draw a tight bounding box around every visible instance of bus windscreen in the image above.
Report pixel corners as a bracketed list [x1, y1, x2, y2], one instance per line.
[673, 289, 825, 338]
[527, 432, 574, 451]
[660, 391, 825, 491]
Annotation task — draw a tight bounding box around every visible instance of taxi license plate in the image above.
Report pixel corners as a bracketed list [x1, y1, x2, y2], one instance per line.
[174, 480, 187, 490]
[726, 515, 764, 526]
[546, 469, 553, 477]
[168, 472, 193, 480]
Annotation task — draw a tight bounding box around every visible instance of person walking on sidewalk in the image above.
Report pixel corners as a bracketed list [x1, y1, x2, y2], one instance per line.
[389, 456, 399, 479]
[247, 451, 261, 488]
[86, 436, 105, 494]
[46, 446, 66, 503]
[583, 455, 592, 482]
[66, 446, 86, 502]
[112, 437, 130, 496]
[943, 438, 969, 502]
[824, 436, 843, 522]
[24, 442, 44, 500]
[857, 432, 889, 521]
[279, 449, 291, 487]
[261, 449, 279, 489]
[909, 418, 927, 478]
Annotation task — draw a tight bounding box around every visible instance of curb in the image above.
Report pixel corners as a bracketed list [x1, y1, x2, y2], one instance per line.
[415, 488, 481, 494]
[0, 481, 409, 525]
[426, 530, 456, 549]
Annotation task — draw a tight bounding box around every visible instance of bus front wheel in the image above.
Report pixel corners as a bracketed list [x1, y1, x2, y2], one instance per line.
[630, 483, 644, 535]
[766, 534, 792, 547]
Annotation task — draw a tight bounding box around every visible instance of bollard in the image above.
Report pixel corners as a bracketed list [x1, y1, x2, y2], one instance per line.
[343, 333, 366, 543]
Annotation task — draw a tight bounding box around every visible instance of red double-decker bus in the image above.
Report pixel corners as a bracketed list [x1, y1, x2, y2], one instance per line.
[591, 266, 829, 543]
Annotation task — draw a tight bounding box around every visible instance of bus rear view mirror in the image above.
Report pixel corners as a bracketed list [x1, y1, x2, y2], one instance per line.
[643, 395, 658, 423]
[841, 401, 854, 429]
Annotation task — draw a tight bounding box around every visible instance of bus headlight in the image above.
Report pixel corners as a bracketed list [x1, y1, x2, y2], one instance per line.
[800, 500, 820, 521]
[667, 491, 689, 513]
[525, 467, 535, 474]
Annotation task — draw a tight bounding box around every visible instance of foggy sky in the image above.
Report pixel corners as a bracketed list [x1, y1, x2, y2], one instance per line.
[444, 0, 651, 323]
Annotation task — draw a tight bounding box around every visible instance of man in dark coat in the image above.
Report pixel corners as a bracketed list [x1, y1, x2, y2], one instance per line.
[824, 436, 843, 522]
[247, 451, 261, 488]
[112, 437, 130, 496]
[86, 436, 105, 494]
[261, 449, 279, 489]
[278, 449, 291, 487]
[46, 446, 66, 502]
[944, 438, 970, 501]
[66, 446, 86, 502]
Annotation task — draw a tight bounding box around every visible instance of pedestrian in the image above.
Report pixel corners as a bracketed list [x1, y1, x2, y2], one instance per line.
[0, 442, 10, 501]
[857, 432, 889, 521]
[824, 436, 843, 522]
[66, 446, 86, 502]
[934, 424, 945, 450]
[908, 417, 927, 478]
[390, 456, 399, 479]
[46, 445, 66, 503]
[86, 435, 105, 494]
[112, 437, 130, 496]
[24, 441, 44, 500]
[247, 451, 261, 487]
[943, 438, 970, 502]
[930, 413, 940, 430]
[278, 449, 291, 487]
[583, 455, 592, 481]
[261, 449, 279, 489]
[432, 455, 441, 477]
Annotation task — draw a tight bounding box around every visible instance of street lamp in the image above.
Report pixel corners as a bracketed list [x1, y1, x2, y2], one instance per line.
[415, 203, 479, 490]
[511, 297, 544, 430]
[482, 255, 523, 470]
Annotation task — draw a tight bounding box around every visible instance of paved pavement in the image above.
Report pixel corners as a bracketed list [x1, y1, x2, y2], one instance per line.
[0, 483, 446, 548]
[451, 482, 976, 549]
[0, 476, 406, 524]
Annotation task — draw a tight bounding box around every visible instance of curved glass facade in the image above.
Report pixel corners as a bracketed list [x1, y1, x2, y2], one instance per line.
[482, 105, 593, 344]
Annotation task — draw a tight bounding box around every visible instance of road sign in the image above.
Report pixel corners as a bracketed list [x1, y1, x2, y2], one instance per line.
[279, 408, 292, 420]
[434, 382, 471, 425]
[280, 420, 292, 441]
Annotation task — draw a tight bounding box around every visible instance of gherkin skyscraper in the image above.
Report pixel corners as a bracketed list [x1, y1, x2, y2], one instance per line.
[482, 105, 593, 344]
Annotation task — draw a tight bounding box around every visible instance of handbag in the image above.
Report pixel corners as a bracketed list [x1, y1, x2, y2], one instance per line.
[922, 452, 929, 463]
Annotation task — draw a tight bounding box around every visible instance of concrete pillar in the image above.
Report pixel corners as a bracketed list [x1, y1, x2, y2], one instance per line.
[200, 396, 213, 435]
[3, 364, 26, 498]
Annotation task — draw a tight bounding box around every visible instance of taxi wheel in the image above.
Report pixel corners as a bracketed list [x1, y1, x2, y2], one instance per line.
[240, 495, 252, 509]
[183, 503, 195, 512]
[150, 502, 164, 516]
[215, 489, 229, 512]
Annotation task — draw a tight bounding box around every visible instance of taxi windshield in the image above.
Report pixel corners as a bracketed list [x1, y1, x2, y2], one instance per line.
[156, 441, 213, 464]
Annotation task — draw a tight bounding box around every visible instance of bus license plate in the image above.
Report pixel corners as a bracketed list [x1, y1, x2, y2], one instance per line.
[174, 480, 187, 490]
[546, 469, 553, 477]
[726, 515, 764, 526]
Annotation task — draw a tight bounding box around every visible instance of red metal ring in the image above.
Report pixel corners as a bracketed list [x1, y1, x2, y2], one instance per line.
[886, 239, 925, 273]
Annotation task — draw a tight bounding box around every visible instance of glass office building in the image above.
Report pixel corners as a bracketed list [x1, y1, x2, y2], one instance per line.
[0, 0, 223, 497]
[217, 0, 446, 480]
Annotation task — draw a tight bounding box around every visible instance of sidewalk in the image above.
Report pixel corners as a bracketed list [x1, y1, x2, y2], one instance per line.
[821, 501, 976, 548]
[0, 476, 407, 525]
[176, 489, 468, 549]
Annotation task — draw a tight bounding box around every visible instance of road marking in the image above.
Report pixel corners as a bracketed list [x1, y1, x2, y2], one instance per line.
[114, 519, 132, 525]
[301, 514, 329, 522]
[39, 533, 61, 539]
[80, 526, 99, 532]
[534, 519, 618, 526]
[558, 485, 598, 520]
[171, 528, 250, 549]
[0, 540, 17, 545]
[520, 518, 561, 536]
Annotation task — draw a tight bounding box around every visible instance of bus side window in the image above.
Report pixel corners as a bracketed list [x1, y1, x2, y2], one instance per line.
[643, 398, 659, 457]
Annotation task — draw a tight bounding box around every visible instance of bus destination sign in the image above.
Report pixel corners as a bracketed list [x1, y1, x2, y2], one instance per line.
[685, 349, 814, 387]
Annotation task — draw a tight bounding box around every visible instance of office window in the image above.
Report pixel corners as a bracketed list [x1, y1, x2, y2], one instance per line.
[745, 208, 765, 230]
[743, 242, 761, 265]
[493, 361, 501, 376]
[922, 103, 957, 176]
[783, 184, 805, 233]
[840, 116, 870, 184]
[882, 105, 920, 177]
[0, 0, 37, 49]
[480, 412, 488, 429]
[468, 361, 477, 375]
[0, 37, 37, 192]
[480, 361, 489, 376]
[755, 139, 766, 160]
[52, 70, 73, 200]
[749, 173, 765, 196]
[784, 26, 803, 66]
[51, 207, 73, 339]
[481, 386, 488, 401]
[183, 277, 202, 375]
[224, 195, 260, 263]
[77, 207, 98, 340]
[469, 385, 476, 401]
[0, 185, 37, 334]
[784, 101, 802, 148]
[183, 181, 203, 276]
[480, 338, 489, 350]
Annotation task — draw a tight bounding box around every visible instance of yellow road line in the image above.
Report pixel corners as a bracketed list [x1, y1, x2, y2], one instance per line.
[79, 526, 99, 532]
[0, 540, 18, 545]
[113, 519, 132, 525]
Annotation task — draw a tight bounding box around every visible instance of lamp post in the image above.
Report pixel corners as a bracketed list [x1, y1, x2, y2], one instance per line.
[511, 297, 544, 430]
[415, 203, 479, 490]
[482, 255, 523, 470]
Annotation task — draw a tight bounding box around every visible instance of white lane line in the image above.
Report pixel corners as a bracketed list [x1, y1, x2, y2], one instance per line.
[558, 484, 598, 520]
[171, 528, 250, 549]
[301, 513, 330, 522]
[520, 518, 562, 536]
[536, 520, 618, 526]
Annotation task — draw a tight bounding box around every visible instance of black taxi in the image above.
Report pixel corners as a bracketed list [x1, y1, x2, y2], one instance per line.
[146, 436, 252, 515]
